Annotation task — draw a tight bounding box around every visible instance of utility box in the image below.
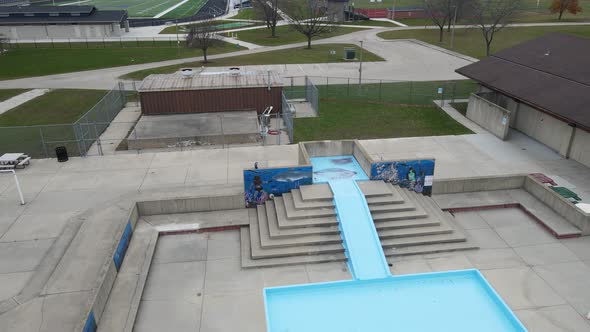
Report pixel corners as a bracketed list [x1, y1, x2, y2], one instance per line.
[344, 48, 356, 60]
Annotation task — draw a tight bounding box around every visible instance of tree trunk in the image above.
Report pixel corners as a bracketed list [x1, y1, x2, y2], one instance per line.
[439, 26, 444, 42]
[271, 24, 276, 37]
[307, 36, 312, 49]
[447, 18, 451, 32]
[485, 41, 491, 56]
[203, 48, 208, 63]
[558, 10, 564, 20]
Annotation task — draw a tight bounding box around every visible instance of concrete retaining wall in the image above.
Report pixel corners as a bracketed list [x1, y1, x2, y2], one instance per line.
[523, 176, 590, 235]
[126, 133, 259, 150]
[137, 193, 244, 216]
[432, 175, 526, 195]
[0, 23, 124, 40]
[513, 103, 574, 155]
[82, 202, 140, 332]
[568, 127, 590, 168]
[301, 140, 373, 176]
[466, 93, 511, 140]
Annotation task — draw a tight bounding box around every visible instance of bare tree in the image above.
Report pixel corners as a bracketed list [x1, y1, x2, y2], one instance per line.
[446, 0, 472, 31]
[186, 20, 220, 63]
[288, 0, 337, 49]
[471, 0, 520, 56]
[252, 0, 280, 37]
[424, 0, 450, 42]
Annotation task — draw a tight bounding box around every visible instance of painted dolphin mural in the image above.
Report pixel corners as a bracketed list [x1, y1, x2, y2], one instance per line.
[313, 168, 357, 180]
[272, 170, 311, 182]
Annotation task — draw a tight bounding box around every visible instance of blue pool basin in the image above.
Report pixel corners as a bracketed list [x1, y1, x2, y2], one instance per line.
[264, 269, 527, 332]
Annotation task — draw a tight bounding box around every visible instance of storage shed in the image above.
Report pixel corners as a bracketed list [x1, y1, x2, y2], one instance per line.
[138, 68, 283, 115]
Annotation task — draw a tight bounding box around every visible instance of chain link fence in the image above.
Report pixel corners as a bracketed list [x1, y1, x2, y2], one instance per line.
[0, 84, 127, 159]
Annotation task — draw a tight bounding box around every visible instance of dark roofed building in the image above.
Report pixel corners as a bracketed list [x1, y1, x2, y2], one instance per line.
[0, 5, 128, 39]
[455, 33, 590, 168]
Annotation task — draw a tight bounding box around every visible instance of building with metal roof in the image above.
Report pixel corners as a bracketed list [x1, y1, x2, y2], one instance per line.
[456, 33, 590, 168]
[0, 5, 128, 39]
[139, 68, 284, 115]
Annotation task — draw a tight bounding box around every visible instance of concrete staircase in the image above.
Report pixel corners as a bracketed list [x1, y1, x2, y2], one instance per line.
[241, 181, 478, 268]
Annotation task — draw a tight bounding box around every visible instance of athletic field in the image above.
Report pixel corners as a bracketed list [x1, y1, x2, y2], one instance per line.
[56, 0, 207, 18]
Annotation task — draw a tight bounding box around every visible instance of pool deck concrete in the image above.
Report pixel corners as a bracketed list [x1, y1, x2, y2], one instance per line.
[0, 127, 590, 331]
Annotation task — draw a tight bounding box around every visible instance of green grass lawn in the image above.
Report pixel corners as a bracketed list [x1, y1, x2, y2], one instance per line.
[0, 41, 244, 80]
[293, 100, 473, 142]
[159, 20, 262, 34]
[291, 79, 478, 105]
[378, 25, 590, 58]
[51, 0, 188, 17]
[450, 102, 468, 116]
[41, 0, 209, 18]
[162, 0, 207, 18]
[0, 89, 107, 126]
[0, 89, 29, 102]
[229, 8, 264, 20]
[121, 43, 385, 80]
[0, 89, 108, 158]
[233, 25, 368, 46]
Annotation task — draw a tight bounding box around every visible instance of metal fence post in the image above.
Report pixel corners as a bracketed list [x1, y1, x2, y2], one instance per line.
[93, 122, 103, 156]
[39, 127, 48, 158]
[379, 80, 382, 101]
[347, 78, 350, 96]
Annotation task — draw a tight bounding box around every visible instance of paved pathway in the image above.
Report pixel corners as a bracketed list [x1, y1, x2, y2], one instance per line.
[0, 28, 473, 90]
[0, 89, 50, 115]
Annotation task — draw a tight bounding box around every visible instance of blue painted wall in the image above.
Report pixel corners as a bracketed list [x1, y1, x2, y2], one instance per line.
[371, 159, 435, 195]
[83, 311, 97, 332]
[113, 221, 132, 271]
[244, 167, 313, 207]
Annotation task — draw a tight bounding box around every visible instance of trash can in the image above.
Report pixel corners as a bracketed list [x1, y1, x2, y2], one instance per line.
[55, 146, 68, 162]
[344, 48, 356, 60]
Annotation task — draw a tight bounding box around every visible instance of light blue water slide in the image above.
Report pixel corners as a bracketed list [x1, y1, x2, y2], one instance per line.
[329, 179, 391, 280]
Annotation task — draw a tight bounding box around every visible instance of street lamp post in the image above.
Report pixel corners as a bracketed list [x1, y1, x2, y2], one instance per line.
[358, 40, 363, 87]
[450, 5, 458, 49]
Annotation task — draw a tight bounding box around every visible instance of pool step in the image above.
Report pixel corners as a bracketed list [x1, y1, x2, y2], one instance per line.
[291, 189, 334, 209]
[243, 225, 345, 259]
[375, 217, 441, 230]
[241, 181, 479, 269]
[266, 201, 340, 238]
[357, 181, 393, 197]
[378, 225, 453, 239]
[375, 186, 477, 255]
[275, 196, 339, 229]
[240, 228, 346, 268]
[299, 183, 333, 201]
[385, 242, 479, 257]
[283, 193, 336, 219]
[255, 205, 342, 248]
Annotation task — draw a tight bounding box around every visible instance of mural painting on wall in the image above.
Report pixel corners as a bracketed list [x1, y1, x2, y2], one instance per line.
[244, 167, 313, 207]
[371, 159, 435, 195]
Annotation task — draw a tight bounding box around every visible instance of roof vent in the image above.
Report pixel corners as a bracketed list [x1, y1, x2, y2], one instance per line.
[180, 68, 193, 78]
[229, 67, 240, 76]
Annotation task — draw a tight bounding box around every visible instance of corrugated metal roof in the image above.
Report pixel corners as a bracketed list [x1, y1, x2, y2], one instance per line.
[0, 5, 95, 15]
[456, 33, 590, 132]
[138, 69, 283, 92]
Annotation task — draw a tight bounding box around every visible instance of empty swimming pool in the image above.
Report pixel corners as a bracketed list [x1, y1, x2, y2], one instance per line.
[263, 155, 527, 332]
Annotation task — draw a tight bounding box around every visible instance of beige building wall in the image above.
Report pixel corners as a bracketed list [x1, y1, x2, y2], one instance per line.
[0, 23, 125, 39]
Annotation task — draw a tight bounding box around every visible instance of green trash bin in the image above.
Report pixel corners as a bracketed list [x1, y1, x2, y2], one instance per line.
[343, 48, 356, 60]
